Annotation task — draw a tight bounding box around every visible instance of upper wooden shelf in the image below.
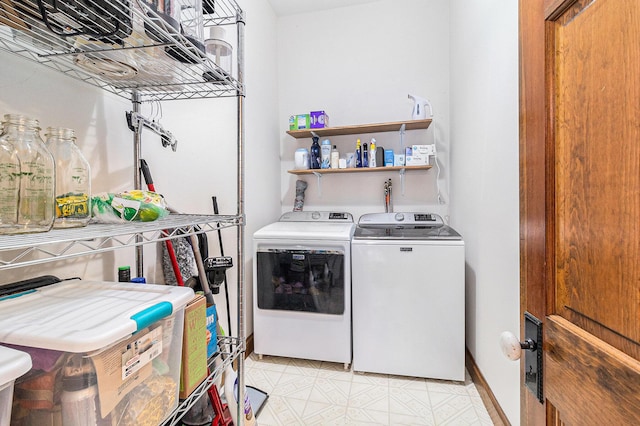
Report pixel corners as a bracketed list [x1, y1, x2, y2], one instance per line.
[286, 119, 432, 139]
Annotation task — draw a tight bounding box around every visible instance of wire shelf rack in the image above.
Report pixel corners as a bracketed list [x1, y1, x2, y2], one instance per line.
[160, 336, 245, 426]
[0, 0, 244, 101]
[0, 213, 243, 270]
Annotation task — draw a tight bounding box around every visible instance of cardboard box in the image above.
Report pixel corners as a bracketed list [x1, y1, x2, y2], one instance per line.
[404, 147, 428, 166]
[92, 327, 156, 414]
[384, 149, 394, 167]
[310, 110, 329, 128]
[296, 114, 310, 129]
[394, 153, 405, 166]
[288, 114, 310, 130]
[206, 304, 218, 359]
[180, 294, 208, 399]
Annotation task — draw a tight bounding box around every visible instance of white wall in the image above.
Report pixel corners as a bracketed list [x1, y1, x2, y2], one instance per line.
[274, 0, 521, 423]
[0, 1, 521, 422]
[276, 0, 451, 220]
[0, 0, 281, 341]
[450, 1, 520, 424]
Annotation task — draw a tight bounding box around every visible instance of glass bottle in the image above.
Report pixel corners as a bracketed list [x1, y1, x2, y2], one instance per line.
[45, 127, 91, 228]
[0, 119, 20, 234]
[1, 114, 54, 234]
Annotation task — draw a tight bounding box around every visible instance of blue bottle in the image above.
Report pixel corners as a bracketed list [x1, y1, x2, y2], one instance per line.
[355, 138, 362, 168]
[310, 136, 321, 169]
[362, 142, 369, 167]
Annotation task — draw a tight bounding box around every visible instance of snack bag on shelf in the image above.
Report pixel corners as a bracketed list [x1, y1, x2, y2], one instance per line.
[91, 190, 169, 223]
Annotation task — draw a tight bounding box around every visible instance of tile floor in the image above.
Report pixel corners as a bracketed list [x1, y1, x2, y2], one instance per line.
[244, 354, 494, 425]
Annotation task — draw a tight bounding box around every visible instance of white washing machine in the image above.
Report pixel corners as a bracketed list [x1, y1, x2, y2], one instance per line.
[253, 211, 354, 367]
[352, 212, 465, 381]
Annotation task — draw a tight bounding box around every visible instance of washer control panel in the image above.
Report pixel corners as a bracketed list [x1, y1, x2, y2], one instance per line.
[358, 212, 444, 228]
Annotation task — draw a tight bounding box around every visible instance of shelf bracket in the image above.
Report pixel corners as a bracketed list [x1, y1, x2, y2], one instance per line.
[312, 171, 323, 196]
[399, 123, 406, 150]
[399, 167, 406, 195]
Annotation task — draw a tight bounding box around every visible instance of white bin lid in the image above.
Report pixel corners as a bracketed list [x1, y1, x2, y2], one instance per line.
[0, 345, 32, 386]
[0, 281, 194, 353]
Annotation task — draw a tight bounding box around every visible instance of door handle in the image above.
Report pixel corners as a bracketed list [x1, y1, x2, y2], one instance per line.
[500, 331, 537, 361]
[500, 312, 544, 403]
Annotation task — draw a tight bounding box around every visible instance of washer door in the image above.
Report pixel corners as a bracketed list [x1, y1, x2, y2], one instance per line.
[255, 248, 345, 314]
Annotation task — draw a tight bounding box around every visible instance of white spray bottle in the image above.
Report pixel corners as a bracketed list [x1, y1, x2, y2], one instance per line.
[408, 94, 433, 120]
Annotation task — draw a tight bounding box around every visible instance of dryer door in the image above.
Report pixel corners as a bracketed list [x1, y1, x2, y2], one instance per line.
[255, 248, 345, 314]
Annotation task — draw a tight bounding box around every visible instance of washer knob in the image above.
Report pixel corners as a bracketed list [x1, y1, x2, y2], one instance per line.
[312, 211, 321, 220]
[394, 213, 405, 221]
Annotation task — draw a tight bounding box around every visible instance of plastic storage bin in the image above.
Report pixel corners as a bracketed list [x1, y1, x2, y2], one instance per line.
[0, 280, 194, 426]
[0, 345, 32, 426]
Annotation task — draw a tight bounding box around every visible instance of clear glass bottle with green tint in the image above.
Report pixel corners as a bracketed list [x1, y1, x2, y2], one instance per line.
[45, 127, 91, 228]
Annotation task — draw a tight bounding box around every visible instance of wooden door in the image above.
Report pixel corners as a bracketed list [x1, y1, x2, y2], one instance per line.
[520, 0, 640, 424]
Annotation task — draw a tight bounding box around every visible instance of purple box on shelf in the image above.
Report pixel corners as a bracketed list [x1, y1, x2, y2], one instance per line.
[310, 111, 329, 128]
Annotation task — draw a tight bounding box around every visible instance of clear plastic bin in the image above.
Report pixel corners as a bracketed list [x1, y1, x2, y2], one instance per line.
[0, 281, 194, 426]
[0, 345, 32, 426]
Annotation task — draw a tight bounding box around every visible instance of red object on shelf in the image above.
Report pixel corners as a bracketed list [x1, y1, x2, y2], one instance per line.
[208, 383, 233, 426]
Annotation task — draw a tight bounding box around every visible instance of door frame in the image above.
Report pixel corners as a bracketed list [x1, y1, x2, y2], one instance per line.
[519, 0, 550, 423]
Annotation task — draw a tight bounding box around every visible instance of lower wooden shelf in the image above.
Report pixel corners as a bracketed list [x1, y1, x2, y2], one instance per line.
[287, 165, 432, 175]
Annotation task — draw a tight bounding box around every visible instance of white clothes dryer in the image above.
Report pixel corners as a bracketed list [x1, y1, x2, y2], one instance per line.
[351, 212, 465, 381]
[253, 211, 354, 368]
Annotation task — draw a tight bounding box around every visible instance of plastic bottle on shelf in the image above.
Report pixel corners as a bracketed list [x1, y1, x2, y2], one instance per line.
[331, 145, 339, 169]
[310, 136, 321, 169]
[320, 139, 331, 169]
[224, 362, 256, 426]
[118, 266, 131, 282]
[0, 114, 55, 234]
[363, 142, 369, 167]
[355, 138, 362, 168]
[369, 138, 377, 167]
[45, 127, 91, 228]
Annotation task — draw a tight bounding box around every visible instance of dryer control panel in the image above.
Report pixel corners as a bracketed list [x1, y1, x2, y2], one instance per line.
[279, 211, 353, 222]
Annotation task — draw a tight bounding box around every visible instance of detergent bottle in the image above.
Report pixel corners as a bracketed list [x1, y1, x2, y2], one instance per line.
[369, 138, 377, 168]
[224, 363, 257, 426]
[355, 138, 362, 168]
[408, 94, 433, 120]
[310, 136, 321, 169]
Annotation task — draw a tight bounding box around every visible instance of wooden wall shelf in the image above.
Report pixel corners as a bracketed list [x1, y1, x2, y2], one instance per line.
[286, 119, 432, 139]
[288, 165, 432, 175]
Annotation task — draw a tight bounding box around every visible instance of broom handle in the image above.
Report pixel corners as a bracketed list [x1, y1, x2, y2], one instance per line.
[140, 159, 184, 286]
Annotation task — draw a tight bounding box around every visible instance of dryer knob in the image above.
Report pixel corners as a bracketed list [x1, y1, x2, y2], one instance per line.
[394, 213, 405, 221]
[312, 211, 321, 219]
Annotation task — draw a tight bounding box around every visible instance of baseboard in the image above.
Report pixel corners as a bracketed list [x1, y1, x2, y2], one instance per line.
[246, 333, 254, 357]
[466, 348, 511, 426]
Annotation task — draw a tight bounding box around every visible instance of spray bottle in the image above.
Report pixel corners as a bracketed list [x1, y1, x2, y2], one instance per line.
[369, 138, 377, 168]
[355, 138, 362, 168]
[408, 94, 433, 120]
